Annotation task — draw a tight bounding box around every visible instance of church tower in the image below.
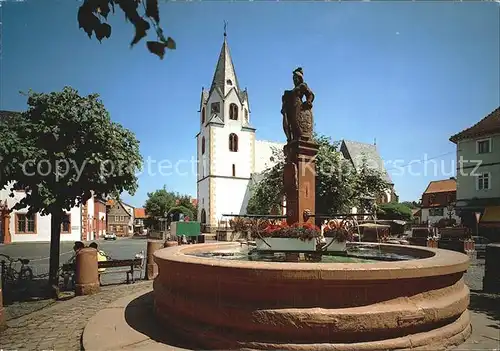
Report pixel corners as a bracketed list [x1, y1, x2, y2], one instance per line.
[196, 31, 256, 231]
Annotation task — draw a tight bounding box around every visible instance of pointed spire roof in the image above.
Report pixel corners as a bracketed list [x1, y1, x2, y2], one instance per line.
[209, 32, 240, 97]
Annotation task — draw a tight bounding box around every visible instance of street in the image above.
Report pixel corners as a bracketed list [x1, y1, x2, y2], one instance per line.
[0, 237, 148, 285]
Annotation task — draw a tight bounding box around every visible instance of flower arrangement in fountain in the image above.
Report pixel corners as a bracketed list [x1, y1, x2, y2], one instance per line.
[250, 220, 321, 242]
[323, 219, 355, 243]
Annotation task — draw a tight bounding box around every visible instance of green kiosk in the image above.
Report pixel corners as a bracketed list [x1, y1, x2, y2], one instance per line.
[170, 221, 204, 244]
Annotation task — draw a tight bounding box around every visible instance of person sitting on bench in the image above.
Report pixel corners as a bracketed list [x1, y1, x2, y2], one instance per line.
[89, 242, 107, 286]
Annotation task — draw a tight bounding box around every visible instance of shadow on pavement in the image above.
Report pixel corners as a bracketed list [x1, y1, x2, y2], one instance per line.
[124, 291, 195, 350]
[468, 290, 500, 328]
[2, 278, 53, 306]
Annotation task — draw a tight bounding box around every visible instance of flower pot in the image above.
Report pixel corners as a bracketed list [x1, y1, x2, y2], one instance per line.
[324, 238, 347, 252]
[255, 238, 316, 251]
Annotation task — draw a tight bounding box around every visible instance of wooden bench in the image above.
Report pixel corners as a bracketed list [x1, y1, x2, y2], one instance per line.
[98, 258, 144, 284]
[61, 257, 144, 285]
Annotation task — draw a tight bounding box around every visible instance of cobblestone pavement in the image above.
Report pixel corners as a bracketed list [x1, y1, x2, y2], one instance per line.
[1, 281, 153, 351]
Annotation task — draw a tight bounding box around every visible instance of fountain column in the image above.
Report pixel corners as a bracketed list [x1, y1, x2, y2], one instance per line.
[281, 67, 319, 226]
[284, 141, 318, 225]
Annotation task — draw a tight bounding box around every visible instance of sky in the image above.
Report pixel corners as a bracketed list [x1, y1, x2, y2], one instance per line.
[1, 0, 499, 208]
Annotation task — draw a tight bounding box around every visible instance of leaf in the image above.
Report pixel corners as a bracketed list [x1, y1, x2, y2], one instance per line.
[165, 37, 176, 50]
[145, 0, 160, 23]
[95, 22, 112, 42]
[96, 0, 112, 18]
[146, 41, 166, 59]
[131, 18, 150, 46]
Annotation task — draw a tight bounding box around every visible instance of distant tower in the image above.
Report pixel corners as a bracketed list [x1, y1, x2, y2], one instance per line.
[196, 28, 255, 231]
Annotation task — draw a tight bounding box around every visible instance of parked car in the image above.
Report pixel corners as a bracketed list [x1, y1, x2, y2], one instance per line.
[104, 232, 117, 241]
[473, 236, 490, 259]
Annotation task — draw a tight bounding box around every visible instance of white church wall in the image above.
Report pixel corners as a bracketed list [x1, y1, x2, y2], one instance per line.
[255, 140, 285, 173]
[213, 177, 251, 223]
[198, 179, 210, 221]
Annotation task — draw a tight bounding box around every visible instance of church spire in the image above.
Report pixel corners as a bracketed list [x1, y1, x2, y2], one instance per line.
[209, 22, 240, 96]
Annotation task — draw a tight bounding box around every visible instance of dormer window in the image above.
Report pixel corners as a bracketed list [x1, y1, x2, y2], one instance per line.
[226, 79, 233, 85]
[229, 103, 238, 120]
[211, 102, 220, 115]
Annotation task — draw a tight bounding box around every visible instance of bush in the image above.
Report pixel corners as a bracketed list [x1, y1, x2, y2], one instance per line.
[377, 202, 413, 221]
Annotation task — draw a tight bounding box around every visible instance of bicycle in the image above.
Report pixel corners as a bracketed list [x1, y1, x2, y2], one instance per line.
[0, 253, 34, 294]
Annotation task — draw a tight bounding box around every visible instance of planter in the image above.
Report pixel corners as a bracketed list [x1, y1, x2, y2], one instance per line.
[255, 237, 317, 251]
[324, 238, 347, 252]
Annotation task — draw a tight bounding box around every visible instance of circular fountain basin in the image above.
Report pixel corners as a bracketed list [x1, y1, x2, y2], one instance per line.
[153, 242, 471, 350]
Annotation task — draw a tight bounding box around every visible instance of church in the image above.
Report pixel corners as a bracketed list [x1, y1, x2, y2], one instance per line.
[196, 34, 398, 231]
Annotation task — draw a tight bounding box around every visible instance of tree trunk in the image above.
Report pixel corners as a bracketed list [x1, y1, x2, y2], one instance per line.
[49, 212, 62, 292]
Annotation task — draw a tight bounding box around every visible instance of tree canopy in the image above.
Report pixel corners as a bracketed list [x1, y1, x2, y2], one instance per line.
[144, 186, 197, 225]
[246, 134, 391, 216]
[377, 202, 414, 221]
[78, 0, 176, 59]
[0, 86, 143, 289]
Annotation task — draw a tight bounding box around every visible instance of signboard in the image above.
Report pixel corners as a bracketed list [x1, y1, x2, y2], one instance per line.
[474, 212, 481, 223]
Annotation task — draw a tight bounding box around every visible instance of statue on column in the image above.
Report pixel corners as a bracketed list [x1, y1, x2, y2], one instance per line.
[281, 67, 315, 143]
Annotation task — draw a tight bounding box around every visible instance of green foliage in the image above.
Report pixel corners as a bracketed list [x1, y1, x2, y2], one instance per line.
[246, 146, 284, 215]
[144, 186, 176, 219]
[167, 205, 193, 220]
[0, 87, 142, 216]
[377, 202, 413, 221]
[246, 134, 390, 216]
[400, 201, 420, 209]
[78, 0, 176, 59]
[144, 186, 197, 224]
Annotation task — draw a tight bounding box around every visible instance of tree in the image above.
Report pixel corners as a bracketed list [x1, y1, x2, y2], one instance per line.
[0, 87, 142, 292]
[143, 187, 197, 226]
[77, 0, 176, 59]
[246, 134, 390, 217]
[377, 202, 413, 222]
[401, 201, 420, 209]
[144, 186, 177, 220]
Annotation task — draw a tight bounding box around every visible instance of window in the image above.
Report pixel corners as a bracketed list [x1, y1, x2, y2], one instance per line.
[476, 139, 491, 154]
[229, 103, 238, 120]
[211, 102, 220, 115]
[110, 225, 114, 232]
[226, 79, 233, 85]
[429, 208, 444, 216]
[120, 216, 125, 222]
[229, 133, 238, 152]
[201, 107, 205, 124]
[477, 173, 490, 190]
[61, 213, 71, 233]
[244, 109, 249, 122]
[16, 213, 36, 234]
[115, 216, 119, 222]
[201, 136, 205, 155]
[232, 164, 236, 177]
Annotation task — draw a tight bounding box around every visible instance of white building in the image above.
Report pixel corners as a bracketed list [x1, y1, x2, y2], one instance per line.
[196, 33, 283, 230]
[0, 184, 82, 243]
[0, 183, 107, 243]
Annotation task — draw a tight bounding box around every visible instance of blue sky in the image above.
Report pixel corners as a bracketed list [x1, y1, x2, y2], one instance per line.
[2, 1, 499, 208]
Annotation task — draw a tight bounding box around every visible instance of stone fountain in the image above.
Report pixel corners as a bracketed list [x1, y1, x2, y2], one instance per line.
[152, 68, 471, 350]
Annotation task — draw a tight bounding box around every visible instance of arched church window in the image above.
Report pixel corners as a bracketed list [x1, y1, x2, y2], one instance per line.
[201, 107, 205, 124]
[226, 79, 233, 85]
[229, 133, 238, 152]
[201, 136, 205, 155]
[229, 103, 238, 120]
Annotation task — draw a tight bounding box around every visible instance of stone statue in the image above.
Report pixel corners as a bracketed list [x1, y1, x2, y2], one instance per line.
[281, 67, 315, 142]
